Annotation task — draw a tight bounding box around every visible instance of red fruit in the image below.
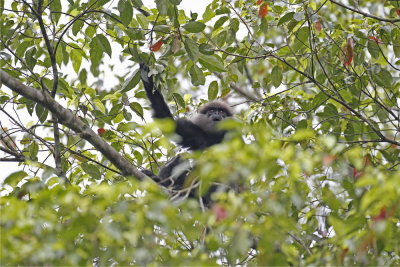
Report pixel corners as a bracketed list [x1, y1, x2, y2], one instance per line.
[150, 38, 164, 52]
[97, 128, 106, 135]
[257, 0, 263, 4]
[396, 9, 400, 16]
[212, 204, 228, 222]
[259, 3, 268, 18]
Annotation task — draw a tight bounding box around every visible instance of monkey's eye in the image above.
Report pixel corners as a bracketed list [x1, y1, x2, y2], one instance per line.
[206, 109, 216, 116]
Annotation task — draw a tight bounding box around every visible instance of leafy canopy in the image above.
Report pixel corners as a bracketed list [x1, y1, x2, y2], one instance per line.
[1, 0, 400, 265]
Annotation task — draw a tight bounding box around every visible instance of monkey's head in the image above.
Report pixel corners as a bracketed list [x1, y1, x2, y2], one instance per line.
[192, 101, 233, 133]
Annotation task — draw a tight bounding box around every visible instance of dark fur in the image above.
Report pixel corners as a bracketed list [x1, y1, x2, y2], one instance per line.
[139, 64, 233, 204]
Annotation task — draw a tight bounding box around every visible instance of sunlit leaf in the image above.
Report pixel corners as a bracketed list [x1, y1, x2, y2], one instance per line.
[183, 21, 206, 33]
[199, 54, 225, 72]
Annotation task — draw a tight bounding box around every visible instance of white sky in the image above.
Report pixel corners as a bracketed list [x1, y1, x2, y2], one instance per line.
[0, 1, 210, 180]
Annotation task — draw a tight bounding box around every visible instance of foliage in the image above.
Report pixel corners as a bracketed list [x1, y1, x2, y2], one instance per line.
[1, 0, 400, 265]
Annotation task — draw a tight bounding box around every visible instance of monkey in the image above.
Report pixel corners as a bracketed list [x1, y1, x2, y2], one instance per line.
[139, 63, 234, 204]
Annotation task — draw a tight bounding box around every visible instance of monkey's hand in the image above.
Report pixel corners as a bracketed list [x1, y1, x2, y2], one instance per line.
[139, 63, 152, 86]
[139, 63, 173, 119]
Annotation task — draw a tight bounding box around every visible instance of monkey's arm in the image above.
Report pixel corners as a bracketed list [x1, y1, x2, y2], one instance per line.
[175, 119, 209, 150]
[140, 63, 173, 119]
[139, 64, 208, 150]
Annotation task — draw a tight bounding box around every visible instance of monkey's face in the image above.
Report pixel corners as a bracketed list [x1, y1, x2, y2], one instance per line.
[205, 108, 229, 124]
[191, 108, 230, 133]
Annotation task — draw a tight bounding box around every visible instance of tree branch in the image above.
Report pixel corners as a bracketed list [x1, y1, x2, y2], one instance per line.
[0, 70, 147, 180]
[29, 0, 65, 178]
[0, 146, 24, 160]
[330, 0, 400, 23]
[0, 157, 25, 162]
[269, 55, 400, 147]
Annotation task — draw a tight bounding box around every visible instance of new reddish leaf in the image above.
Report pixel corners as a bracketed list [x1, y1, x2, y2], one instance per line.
[259, 3, 268, 18]
[150, 38, 164, 52]
[97, 128, 106, 135]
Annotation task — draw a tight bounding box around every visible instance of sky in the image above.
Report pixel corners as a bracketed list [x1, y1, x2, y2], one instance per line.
[0, 1, 209, 181]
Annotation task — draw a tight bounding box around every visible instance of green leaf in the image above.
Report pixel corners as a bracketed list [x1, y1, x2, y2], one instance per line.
[322, 187, 341, 212]
[35, 104, 48, 123]
[132, 0, 143, 8]
[169, 0, 181, 5]
[373, 69, 393, 88]
[28, 142, 39, 160]
[4, 171, 28, 187]
[394, 43, 400, 58]
[25, 47, 37, 70]
[344, 123, 356, 141]
[155, 0, 170, 15]
[89, 38, 102, 66]
[199, 54, 226, 72]
[172, 93, 185, 108]
[93, 99, 106, 114]
[81, 163, 101, 179]
[70, 49, 82, 73]
[123, 109, 132, 121]
[367, 40, 380, 59]
[85, 25, 96, 38]
[328, 216, 348, 237]
[72, 20, 84, 36]
[311, 92, 328, 109]
[50, 0, 62, 24]
[183, 21, 206, 33]
[189, 64, 205, 86]
[260, 17, 268, 33]
[278, 12, 294, 26]
[214, 16, 228, 30]
[95, 34, 112, 57]
[130, 102, 144, 118]
[136, 14, 149, 28]
[117, 122, 138, 132]
[214, 31, 227, 47]
[118, 0, 133, 26]
[229, 18, 239, 33]
[122, 69, 141, 92]
[271, 66, 283, 87]
[90, 0, 111, 8]
[208, 81, 218, 100]
[199, 43, 214, 55]
[203, 5, 216, 22]
[291, 129, 315, 141]
[15, 41, 30, 59]
[125, 28, 144, 40]
[321, 103, 339, 118]
[79, 68, 87, 84]
[184, 38, 200, 61]
[293, 27, 309, 51]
